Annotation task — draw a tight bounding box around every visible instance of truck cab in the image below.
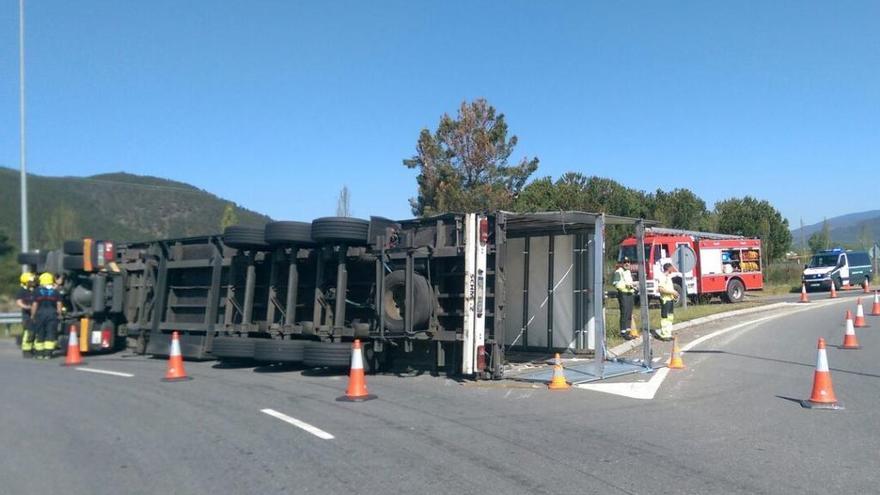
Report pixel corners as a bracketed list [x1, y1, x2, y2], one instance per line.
[618, 235, 696, 301]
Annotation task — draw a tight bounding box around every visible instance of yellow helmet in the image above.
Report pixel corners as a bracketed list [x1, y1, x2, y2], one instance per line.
[38, 272, 55, 286]
[20, 272, 35, 286]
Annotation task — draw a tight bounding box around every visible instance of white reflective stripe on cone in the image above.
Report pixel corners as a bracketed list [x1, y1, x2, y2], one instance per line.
[846, 320, 856, 335]
[816, 349, 830, 372]
[350, 346, 364, 370]
[857, 305, 865, 317]
[69, 329, 78, 346]
[170, 338, 182, 357]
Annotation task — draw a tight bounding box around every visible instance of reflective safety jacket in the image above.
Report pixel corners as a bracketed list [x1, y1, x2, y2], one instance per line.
[613, 267, 635, 294]
[658, 272, 676, 303]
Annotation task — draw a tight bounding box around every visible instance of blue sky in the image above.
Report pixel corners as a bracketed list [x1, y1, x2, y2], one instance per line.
[0, 1, 877, 227]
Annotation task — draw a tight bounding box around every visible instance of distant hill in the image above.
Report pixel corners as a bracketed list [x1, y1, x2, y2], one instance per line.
[0, 167, 270, 249]
[792, 210, 880, 247]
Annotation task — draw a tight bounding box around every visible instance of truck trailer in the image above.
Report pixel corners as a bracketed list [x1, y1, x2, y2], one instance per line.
[22, 211, 648, 378]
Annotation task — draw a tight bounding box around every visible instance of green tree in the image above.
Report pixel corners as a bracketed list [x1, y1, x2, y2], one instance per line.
[714, 196, 792, 261]
[650, 188, 711, 230]
[404, 99, 539, 216]
[220, 203, 239, 230]
[807, 218, 831, 253]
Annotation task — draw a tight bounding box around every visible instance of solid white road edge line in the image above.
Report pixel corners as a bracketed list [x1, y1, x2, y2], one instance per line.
[260, 408, 335, 440]
[575, 299, 847, 400]
[75, 367, 134, 378]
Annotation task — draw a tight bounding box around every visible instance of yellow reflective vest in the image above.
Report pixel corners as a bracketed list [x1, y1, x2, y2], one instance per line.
[613, 267, 635, 294]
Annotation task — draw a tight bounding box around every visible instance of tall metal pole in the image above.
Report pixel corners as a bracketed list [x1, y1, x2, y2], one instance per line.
[19, 0, 29, 258]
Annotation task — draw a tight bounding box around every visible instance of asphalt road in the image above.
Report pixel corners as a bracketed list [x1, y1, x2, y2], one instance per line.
[2, 292, 878, 495]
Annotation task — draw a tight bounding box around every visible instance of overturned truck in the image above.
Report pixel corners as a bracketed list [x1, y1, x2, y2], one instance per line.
[38, 211, 645, 378]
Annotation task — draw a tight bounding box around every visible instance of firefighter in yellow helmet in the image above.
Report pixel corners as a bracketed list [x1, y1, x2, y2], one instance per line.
[30, 272, 63, 359]
[16, 272, 36, 358]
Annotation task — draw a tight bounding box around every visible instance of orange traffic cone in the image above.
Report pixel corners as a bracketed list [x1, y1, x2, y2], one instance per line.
[829, 281, 838, 299]
[871, 291, 880, 316]
[337, 340, 377, 401]
[629, 314, 640, 338]
[162, 331, 192, 382]
[668, 337, 685, 369]
[842, 312, 861, 349]
[854, 298, 868, 328]
[864, 278, 871, 294]
[799, 283, 810, 303]
[548, 353, 571, 390]
[60, 324, 86, 367]
[801, 338, 843, 409]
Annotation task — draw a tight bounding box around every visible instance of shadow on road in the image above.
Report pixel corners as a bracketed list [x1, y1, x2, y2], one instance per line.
[687, 349, 880, 378]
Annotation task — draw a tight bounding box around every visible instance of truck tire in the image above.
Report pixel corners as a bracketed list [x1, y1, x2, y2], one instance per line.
[223, 226, 269, 250]
[264, 221, 315, 246]
[62, 255, 84, 271]
[63, 240, 84, 255]
[303, 341, 352, 368]
[672, 283, 684, 307]
[382, 270, 432, 331]
[723, 279, 745, 303]
[253, 339, 306, 363]
[17, 252, 44, 266]
[211, 337, 256, 360]
[311, 217, 370, 245]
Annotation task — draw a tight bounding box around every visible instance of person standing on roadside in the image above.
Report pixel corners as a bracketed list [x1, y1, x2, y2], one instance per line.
[654, 263, 679, 341]
[31, 273, 63, 360]
[613, 257, 637, 340]
[16, 272, 36, 358]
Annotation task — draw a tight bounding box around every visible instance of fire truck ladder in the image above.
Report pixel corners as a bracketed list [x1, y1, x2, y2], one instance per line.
[645, 227, 745, 240]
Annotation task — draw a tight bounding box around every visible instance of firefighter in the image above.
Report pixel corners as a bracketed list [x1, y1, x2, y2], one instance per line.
[31, 272, 63, 360]
[654, 263, 679, 341]
[16, 272, 36, 358]
[613, 257, 637, 340]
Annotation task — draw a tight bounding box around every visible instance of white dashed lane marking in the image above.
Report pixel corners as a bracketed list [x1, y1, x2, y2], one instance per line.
[260, 408, 335, 440]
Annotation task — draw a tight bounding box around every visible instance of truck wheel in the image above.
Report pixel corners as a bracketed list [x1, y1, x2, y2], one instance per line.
[303, 341, 353, 368]
[311, 217, 370, 245]
[212, 337, 257, 360]
[17, 252, 44, 266]
[723, 279, 745, 303]
[382, 270, 432, 331]
[253, 339, 306, 363]
[264, 221, 316, 246]
[63, 240, 84, 255]
[62, 255, 84, 271]
[673, 283, 684, 307]
[223, 226, 269, 250]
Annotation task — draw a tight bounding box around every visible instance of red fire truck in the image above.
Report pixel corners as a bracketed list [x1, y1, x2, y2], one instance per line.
[618, 228, 764, 303]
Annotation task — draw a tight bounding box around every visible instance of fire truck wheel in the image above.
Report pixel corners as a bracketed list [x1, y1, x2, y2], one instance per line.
[63, 240, 84, 255]
[303, 341, 354, 368]
[264, 221, 316, 246]
[382, 270, 432, 332]
[723, 279, 745, 303]
[62, 255, 84, 271]
[253, 339, 306, 363]
[223, 226, 269, 250]
[212, 337, 257, 360]
[310, 217, 370, 245]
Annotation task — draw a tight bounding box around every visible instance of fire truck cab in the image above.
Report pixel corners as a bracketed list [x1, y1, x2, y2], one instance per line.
[618, 228, 764, 303]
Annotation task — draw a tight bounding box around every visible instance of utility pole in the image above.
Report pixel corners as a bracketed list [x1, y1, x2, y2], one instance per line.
[19, 0, 29, 259]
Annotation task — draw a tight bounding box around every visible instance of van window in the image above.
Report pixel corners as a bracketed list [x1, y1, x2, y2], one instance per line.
[849, 252, 871, 266]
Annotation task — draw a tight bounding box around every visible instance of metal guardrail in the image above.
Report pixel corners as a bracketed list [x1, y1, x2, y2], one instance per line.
[0, 312, 22, 337]
[0, 312, 22, 325]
